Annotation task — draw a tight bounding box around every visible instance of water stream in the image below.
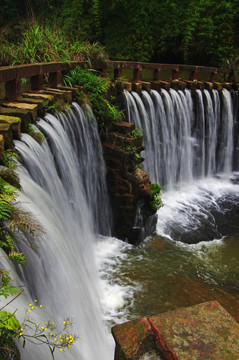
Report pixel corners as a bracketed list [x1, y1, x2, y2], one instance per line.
[1, 88, 239, 359]
[1, 103, 113, 359]
[95, 88, 239, 327]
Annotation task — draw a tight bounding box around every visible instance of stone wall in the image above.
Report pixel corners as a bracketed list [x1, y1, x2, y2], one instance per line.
[102, 121, 157, 244]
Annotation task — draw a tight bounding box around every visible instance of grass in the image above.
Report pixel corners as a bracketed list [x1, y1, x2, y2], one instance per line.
[0, 23, 108, 66]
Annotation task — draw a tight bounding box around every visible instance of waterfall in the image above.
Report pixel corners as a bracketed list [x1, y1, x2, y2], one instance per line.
[1, 103, 113, 359]
[124, 88, 238, 188]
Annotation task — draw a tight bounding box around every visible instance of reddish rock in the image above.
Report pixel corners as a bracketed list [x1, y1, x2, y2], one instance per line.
[112, 318, 157, 360]
[112, 301, 239, 360]
[148, 301, 239, 360]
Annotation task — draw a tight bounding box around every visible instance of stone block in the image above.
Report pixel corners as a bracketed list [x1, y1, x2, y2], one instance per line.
[112, 301, 239, 360]
[0, 123, 13, 149]
[44, 88, 72, 103]
[204, 82, 214, 90]
[112, 318, 156, 360]
[0, 115, 21, 139]
[114, 122, 135, 134]
[0, 107, 31, 132]
[22, 92, 54, 102]
[141, 82, 151, 92]
[148, 301, 239, 360]
[1, 102, 38, 123]
[132, 82, 142, 93]
[18, 98, 46, 118]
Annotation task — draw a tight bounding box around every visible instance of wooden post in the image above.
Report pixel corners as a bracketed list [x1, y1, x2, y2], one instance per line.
[190, 67, 198, 81]
[31, 74, 43, 91]
[5, 78, 21, 101]
[48, 70, 62, 88]
[114, 65, 123, 80]
[210, 70, 218, 82]
[172, 67, 180, 80]
[153, 67, 161, 81]
[133, 65, 142, 82]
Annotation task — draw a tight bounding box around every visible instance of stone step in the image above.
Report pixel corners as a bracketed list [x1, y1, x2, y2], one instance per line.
[44, 88, 73, 103]
[112, 301, 239, 360]
[0, 102, 38, 123]
[17, 97, 46, 118]
[0, 122, 13, 149]
[21, 92, 54, 103]
[0, 115, 21, 139]
[0, 107, 31, 132]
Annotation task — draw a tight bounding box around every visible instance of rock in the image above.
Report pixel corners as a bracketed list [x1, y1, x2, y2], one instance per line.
[112, 301, 239, 360]
[1, 102, 38, 123]
[112, 318, 157, 360]
[0, 115, 21, 139]
[0, 107, 31, 132]
[103, 125, 156, 244]
[114, 122, 135, 134]
[0, 123, 13, 149]
[149, 301, 239, 360]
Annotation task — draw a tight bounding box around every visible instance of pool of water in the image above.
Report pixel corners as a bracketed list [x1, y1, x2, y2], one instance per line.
[96, 177, 239, 326]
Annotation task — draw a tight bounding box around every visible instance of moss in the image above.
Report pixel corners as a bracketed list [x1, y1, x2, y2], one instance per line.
[0, 168, 21, 189]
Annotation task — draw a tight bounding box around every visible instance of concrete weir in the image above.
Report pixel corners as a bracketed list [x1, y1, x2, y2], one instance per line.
[0, 87, 77, 159]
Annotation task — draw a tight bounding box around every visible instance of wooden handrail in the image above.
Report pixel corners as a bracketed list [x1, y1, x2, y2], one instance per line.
[0, 60, 234, 101]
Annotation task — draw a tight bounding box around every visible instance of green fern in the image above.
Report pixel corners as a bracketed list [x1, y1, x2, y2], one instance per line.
[0, 195, 13, 221]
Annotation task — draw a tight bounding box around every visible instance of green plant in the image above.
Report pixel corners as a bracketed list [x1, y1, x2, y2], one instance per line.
[127, 128, 143, 139]
[63, 67, 123, 134]
[0, 275, 78, 359]
[13, 24, 71, 65]
[2, 150, 18, 169]
[149, 183, 163, 211]
[27, 124, 45, 145]
[125, 145, 141, 159]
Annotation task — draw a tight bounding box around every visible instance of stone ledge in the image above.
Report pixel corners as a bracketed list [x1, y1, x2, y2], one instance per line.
[112, 301, 239, 360]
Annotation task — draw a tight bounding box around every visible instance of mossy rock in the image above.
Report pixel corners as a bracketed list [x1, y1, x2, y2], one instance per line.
[0, 107, 31, 132]
[0, 115, 21, 139]
[0, 123, 13, 149]
[0, 167, 21, 188]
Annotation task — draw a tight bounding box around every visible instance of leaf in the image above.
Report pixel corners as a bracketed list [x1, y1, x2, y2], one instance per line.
[0, 311, 21, 336]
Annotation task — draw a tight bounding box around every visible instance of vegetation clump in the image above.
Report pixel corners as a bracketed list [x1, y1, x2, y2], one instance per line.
[149, 183, 163, 211]
[64, 67, 123, 135]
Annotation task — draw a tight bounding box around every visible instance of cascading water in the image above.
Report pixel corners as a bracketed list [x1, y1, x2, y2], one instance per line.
[1, 103, 113, 359]
[96, 86, 239, 326]
[124, 88, 238, 187]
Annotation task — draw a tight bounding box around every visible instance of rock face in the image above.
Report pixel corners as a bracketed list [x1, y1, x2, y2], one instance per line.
[102, 121, 157, 244]
[112, 301, 239, 360]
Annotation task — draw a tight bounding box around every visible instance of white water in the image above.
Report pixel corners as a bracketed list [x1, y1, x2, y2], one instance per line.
[1, 103, 113, 359]
[1, 88, 239, 358]
[124, 88, 238, 188]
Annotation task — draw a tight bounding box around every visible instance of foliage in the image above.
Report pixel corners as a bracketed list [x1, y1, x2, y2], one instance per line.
[127, 128, 143, 139]
[124, 145, 141, 160]
[64, 67, 123, 133]
[70, 41, 108, 65]
[0, 284, 78, 359]
[27, 124, 45, 145]
[17, 302, 78, 358]
[2, 150, 18, 170]
[14, 24, 70, 64]
[0, 166, 76, 358]
[149, 183, 163, 212]
[1, 1, 239, 67]
[0, 270, 20, 300]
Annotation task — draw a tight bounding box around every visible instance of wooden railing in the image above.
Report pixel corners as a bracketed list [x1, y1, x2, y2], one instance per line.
[0, 60, 234, 101]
